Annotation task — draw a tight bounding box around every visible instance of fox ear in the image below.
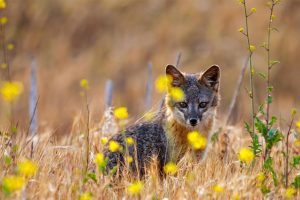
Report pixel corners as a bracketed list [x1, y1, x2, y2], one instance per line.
[199, 65, 220, 91]
[166, 64, 185, 87]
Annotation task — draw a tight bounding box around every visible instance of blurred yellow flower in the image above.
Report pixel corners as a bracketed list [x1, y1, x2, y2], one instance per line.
[2, 175, 25, 194]
[285, 187, 296, 198]
[0, 81, 23, 102]
[80, 79, 89, 90]
[271, 14, 276, 21]
[296, 120, 300, 129]
[126, 137, 134, 145]
[163, 162, 178, 175]
[238, 27, 244, 33]
[249, 45, 256, 52]
[100, 137, 108, 145]
[0, 0, 6, 9]
[127, 181, 144, 195]
[94, 153, 104, 166]
[0, 16, 7, 25]
[169, 87, 185, 102]
[126, 155, 133, 164]
[213, 184, 224, 193]
[144, 111, 154, 121]
[238, 0, 244, 4]
[7, 43, 14, 51]
[233, 192, 240, 200]
[187, 131, 207, 150]
[291, 108, 297, 116]
[114, 107, 128, 120]
[17, 159, 37, 178]
[256, 172, 265, 183]
[251, 8, 257, 13]
[109, 140, 121, 152]
[155, 75, 172, 93]
[238, 148, 254, 165]
[79, 192, 92, 200]
[294, 139, 300, 147]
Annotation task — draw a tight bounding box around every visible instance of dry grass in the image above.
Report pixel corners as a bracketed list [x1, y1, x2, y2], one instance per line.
[1, 115, 299, 199]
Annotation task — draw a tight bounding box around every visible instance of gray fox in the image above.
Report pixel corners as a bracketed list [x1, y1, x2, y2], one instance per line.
[103, 64, 220, 177]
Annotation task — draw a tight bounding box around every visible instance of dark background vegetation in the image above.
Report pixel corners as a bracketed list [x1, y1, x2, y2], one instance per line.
[0, 0, 299, 132]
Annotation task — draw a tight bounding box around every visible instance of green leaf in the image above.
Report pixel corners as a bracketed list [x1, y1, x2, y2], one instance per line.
[292, 175, 300, 189]
[258, 72, 266, 79]
[84, 172, 97, 184]
[263, 157, 278, 186]
[269, 60, 280, 67]
[258, 104, 265, 115]
[266, 129, 283, 150]
[269, 116, 277, 127]
[4, 155, 12, 166]
[249, 134, 262, 157]
[267, 96, 273, 104]
[260, 184, 271, 194]
[267, 86, 273, 93]
[109, 166, 118, 176]
[244, 122, 252, 135]
[255, 117, 268, 136]
[292, 155, 300, 167]
[99, 157, 109, 173]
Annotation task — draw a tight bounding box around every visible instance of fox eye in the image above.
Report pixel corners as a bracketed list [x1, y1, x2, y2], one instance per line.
[199, 102, 208, 108]
[178, 102, 188, 108]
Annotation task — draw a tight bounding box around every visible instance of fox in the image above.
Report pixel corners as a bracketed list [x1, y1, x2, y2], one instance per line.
[103, 64, 220, 177]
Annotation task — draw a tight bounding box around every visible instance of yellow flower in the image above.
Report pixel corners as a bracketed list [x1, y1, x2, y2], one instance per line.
[238, 27, 244, 33]
[249, 45, 256, 52]
[238, 0, 245, 4]
[285, 187, 296, 198]
[233, 192, 240, 200]
[127, 181, 144, 195]
[291, 108, 297, 116]
[163, 162, 178, 175]
[213, 184, 224, 193]
[238, 148, 254, 165]
[109, 140, 121, 152]
[251, 8, 257, 13]
[169, 87, 185, 102]
[294, 139, 300, 147]
[296, 120, 300, 129]
[126, 137, 134, 145]
[0, 81, 23, 102]
[80, 79, 89, 90]
[79, 192, 92, 200]
[187, 131, 207, 150]
[94, 153, 104, 165]
[100, 137, 108, 145]
[0, 16, 7, 25]
[144, 111, 154, 121]
[17, 159, 37, 178]
[114, 107, 128, 120]
[2, 175, 25, 194]
[0, 0, 6, 9]
[256, 172, 266, 183]
[126, 155, 133, 164]
[271, 14, 276, 21]
[7, 43, 14, 51]
[155, 75, 172, 93]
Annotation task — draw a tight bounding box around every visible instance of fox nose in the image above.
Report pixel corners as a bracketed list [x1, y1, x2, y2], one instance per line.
[189, 118, 198, 126]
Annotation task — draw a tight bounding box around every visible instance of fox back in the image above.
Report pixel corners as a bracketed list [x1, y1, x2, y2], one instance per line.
[103, 64, 220, 177]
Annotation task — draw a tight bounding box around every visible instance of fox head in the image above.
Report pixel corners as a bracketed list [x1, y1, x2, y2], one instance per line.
[165, 64, 220, 128]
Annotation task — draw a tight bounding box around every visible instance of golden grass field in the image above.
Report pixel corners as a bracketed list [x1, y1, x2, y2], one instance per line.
[1, 0, 300, 199]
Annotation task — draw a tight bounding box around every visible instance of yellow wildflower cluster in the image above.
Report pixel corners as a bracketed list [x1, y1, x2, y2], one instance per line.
[163, 162, 178, 175]
[114, 107, 128, 120]
[79, 192, 92, 200]
[251, 7, 257, 13]
[127, 181, 144, 195]
[2, 175, 25, 194]
[187, 131, 207, 150]
[238, 27, 244, 33]
[0, 81, 23, 102]
[17, 159, 38, 178]
[296, 120, 300, 132]
[212, 184, 224, 193]
[249, 45, 256, 52]
[80, 79, 89, 90]
[109, 140, 122, 152]
[238, 148, 254, 165]
[0, 0, 6, 9]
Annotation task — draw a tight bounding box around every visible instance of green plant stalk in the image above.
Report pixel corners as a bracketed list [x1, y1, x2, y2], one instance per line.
[242, 1, 255, 138]
[264, 0, 275, 160]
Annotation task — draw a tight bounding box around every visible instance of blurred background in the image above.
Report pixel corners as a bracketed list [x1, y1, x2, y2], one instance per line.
[0, 0, 299, 133]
